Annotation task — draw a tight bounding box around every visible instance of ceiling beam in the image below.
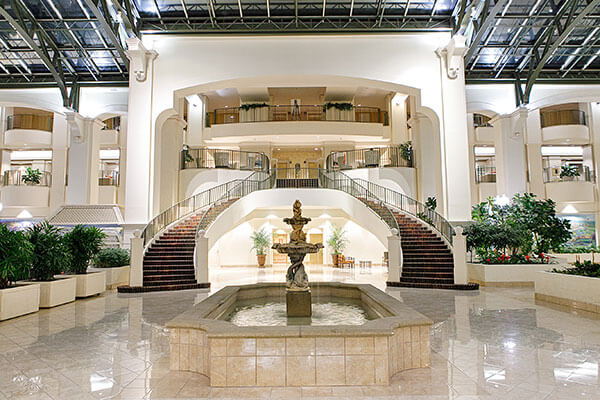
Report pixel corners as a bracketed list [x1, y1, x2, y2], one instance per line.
[82, 0, 130, 66]
[464, 0, 508, 63]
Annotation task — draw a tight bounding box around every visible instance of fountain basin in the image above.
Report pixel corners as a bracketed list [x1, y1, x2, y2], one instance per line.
[167, 282, 432, 387]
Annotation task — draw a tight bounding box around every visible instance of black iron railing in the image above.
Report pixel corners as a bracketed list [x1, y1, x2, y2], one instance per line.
[326, 146, 413, 170]
[208, 104, 387, 126]
[475, 166, 496, 183]
[181, 148, 269, 172]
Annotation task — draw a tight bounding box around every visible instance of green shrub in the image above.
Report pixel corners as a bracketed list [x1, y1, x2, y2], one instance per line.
[64, 225, 106, 274]
[552, 261, 600, 278]
[250, 229, 270, 256]
[93, 248, 130, 268]
[327, 226, 348, 255]
[554, 245, 600, 254]
[21, 167, 42, 185]
[26, 222, 70, 281]
[0, 224, 33, 289]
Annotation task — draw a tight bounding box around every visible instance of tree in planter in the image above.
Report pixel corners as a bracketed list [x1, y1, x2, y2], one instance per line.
[93, 248, 130, 268]
[399, 141, 413, 166]
[327, 226, 348, 267]
[250, 229, 270, 267]
[21, 167, 42, 185]
[559, 165, 580, 180]
[26, 222, 70, 281]
[0, 224, 32, 289]
[63, 225, 106, 274]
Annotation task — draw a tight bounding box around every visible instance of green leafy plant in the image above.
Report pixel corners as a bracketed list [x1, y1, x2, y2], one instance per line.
[182, 145, 194, 163]
[250, 229, 270, 256]
[0, 224, 33, 289]
[559, 165, 580, 178]
[555, 245, 600, 254]
[63, 225, 106, 274]
[21, 167, 42, 185]
[323, 102, 354, 111]
[240, 103, 269, 111]
[399, 141, 413, 166]
[26, 222, 70, 281]
[417, 196, 437, 225]
[551, 260, 600, 278]
[327, 226, 348, 255]
[93, 248, 130, 268]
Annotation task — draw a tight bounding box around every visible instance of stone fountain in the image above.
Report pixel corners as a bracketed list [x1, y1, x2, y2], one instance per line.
[271, 200, 323, 317]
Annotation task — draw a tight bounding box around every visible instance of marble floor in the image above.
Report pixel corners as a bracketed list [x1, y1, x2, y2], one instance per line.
[2, 265, 600, 399]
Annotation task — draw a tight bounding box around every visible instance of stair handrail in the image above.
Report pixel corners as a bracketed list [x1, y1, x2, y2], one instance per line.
[318, 169, 400, 234]
[194, 170, 276, 235]
[141, 177, 251, 247]
[352, 177, 455, 242]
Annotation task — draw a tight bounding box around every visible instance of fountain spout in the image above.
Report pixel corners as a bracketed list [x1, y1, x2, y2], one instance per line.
[272, 200, 323, 317]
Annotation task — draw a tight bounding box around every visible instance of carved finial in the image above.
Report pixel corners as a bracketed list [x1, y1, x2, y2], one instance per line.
[293, 200, 302, 218]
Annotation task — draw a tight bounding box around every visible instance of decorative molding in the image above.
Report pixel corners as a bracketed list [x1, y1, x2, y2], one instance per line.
[65, 111, 85, 143]
[125, 38, 158, 83]
[436, 35, 467, 80]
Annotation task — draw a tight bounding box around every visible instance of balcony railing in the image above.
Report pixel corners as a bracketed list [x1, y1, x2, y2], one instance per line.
[540, 109, 587, 128]
[326, 146, 413, 170]
[102, 116, 121, 131]
[2, 170, 52, 186]
[6, 114, 53, 132]
[181, 148, 269, 172]
[473, 114, 493, 128]
[99, 170, 119, 186]
[208, 105, 388, 126]
[543, 166, 595, 183]
[475, 166, 496, 183]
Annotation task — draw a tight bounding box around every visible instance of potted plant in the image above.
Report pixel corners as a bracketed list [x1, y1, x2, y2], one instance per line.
[327, 226, 348, 267]
[0, 224, 38, 320]
[250, 229, 270, 267]
[559, 165, 580, 181]
[25, 222, 76, 308]
[89, 248, 131, 289]
[182, 145, 195, 168]
[417, 196, 436, 225]
[63, 225, 107, 297]
[399, 141, 413, 166]
[21, 167, 42, 185]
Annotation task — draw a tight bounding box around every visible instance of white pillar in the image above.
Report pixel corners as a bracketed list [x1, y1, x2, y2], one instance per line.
[525, 109, 545, 197]
[124, 38, 158, 224]
[436, 35, 472, 221]
[129, 230, 144, 287]
[452, 226, 468, 285]
[195, 230, 209, 284]
[49, 113, 68, 211]
[589, 102, 600, 245]
[387, 232, 402, 282]
[493, 110, 528, 198]
[65, 113, 102, 204]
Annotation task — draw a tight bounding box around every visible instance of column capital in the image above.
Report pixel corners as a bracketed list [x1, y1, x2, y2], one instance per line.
[126, 38, 158, 83]
[435, 34, 467, 80]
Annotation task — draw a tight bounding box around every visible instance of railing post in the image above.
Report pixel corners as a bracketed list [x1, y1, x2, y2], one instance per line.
[129, 230, 144, 287]
[452, 226, 468, 285]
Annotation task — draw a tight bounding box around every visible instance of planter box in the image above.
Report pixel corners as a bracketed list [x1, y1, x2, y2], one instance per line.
[30, 277, 77, 308]
[0, 283, 40, 321]
[535, 271, 600, 313]
[467, 262, 554, 287]
[61, 271, 106, 298]
[548, 253, 597, 263]
[88, 266, 130, 289]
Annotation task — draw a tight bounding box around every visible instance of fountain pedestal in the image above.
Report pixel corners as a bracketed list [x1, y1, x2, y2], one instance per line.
[272, 200, 323, 318]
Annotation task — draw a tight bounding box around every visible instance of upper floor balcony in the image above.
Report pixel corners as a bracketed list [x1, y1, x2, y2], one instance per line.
[5, 113, 53, 147]
[475, 166, 496, 183]
[540, 107, 589, 144]
[1, 169, 52, 208]
[543, 165, 595, 203]
[325, 146, 412, 170]
[181, 147, 270, 172]
[473, 113, 494, 144]
[99, 116, 121, 146]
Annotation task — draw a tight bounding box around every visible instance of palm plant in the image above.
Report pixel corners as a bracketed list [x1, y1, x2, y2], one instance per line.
[560, 165, 580, 179]
[327, 226, 348, 255]
[0, 224, 33, 289]
[21, 167, 42, 185]
[250, 229, 271, 256]
[63, 225, 106, 274]
[399, 141, 413, 166]
[26, 222, 70, 281]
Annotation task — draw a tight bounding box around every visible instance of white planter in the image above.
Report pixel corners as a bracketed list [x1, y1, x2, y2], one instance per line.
[88, 266, 130, 289]
[30, 277, 77, 308]
[467, 263, 555, 287]
[0, 283, 40, 321]
[535, 271, 600, 313]
[548, 253, 597, 263]
[61, 271, 106, 298]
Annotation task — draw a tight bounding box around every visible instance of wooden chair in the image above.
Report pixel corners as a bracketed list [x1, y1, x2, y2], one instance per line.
[340, 256, 355, 269]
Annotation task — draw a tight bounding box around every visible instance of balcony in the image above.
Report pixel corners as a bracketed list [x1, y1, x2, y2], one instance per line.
[475, 166, 496, 183]
[181, 148, 269, 172]
[326, 146, 412, 170]
[540, 110, 589, 144]
[100, 117, 121, 146]
[543, 166, 595, 203]
[5, 114, 53, 147]
[1, 170, 51, 208]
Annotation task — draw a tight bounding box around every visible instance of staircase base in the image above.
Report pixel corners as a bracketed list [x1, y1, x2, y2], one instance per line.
[387, 281, 479, 290]
[117, 283, 210, 293]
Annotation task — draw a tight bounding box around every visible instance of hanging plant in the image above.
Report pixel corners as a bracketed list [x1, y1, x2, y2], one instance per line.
[239, 103, 269, 111]
[323, 102, 354, 111]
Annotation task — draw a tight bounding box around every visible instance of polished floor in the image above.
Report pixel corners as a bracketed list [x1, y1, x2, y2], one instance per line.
[1, 265, 600, 399]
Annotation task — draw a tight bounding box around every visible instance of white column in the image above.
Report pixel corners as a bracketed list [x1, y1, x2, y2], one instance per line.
[124, 38, 158, 224]
[390, 93, 409, 145]
[117, 115, 128, 206]
[452, 226, 467, 285]
[525, 109, 545, 198]
[387, 232, 402, 282]
[412, 113, 444, 204]
[493, 110, 528, 198]
[195, 230, 209, 284]
[129, 230, 144, 287]
[65, 113, 102, 204]
[589, 102, 600, 245]
[49, 113, 68, 211]
[436, 35, 472, 221]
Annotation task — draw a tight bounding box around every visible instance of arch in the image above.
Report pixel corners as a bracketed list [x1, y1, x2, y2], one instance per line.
[528, 88, 600, 111]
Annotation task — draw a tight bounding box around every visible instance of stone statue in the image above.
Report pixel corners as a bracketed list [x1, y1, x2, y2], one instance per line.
[272, 200, 322, 291]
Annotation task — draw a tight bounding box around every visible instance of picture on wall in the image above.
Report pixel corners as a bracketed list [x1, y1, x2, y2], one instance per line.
[559, 214, 596, 247]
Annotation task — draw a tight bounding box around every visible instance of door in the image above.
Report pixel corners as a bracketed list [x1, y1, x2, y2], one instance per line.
[272, 233, 288, 264]
[308, 233, 323, 264]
